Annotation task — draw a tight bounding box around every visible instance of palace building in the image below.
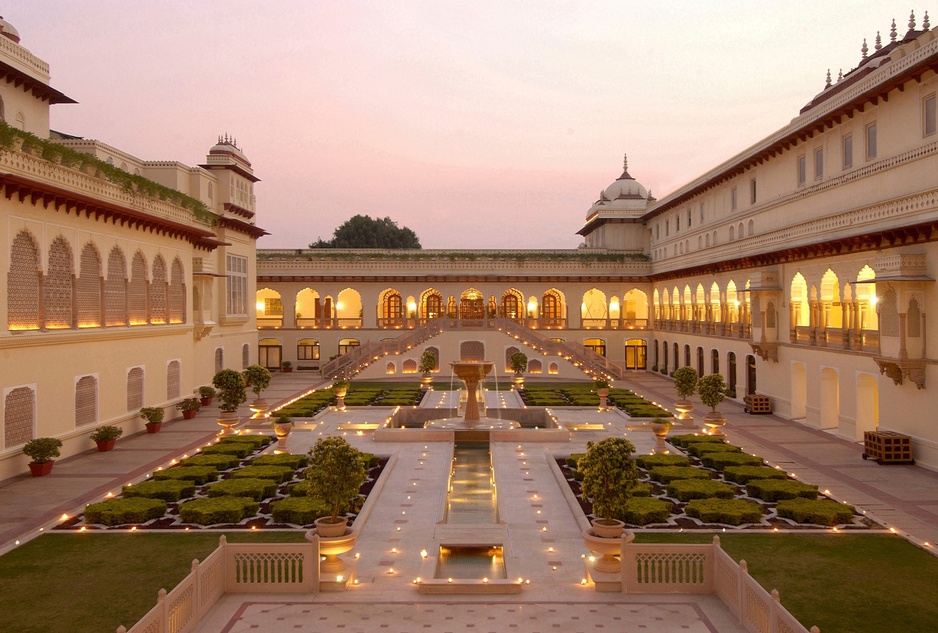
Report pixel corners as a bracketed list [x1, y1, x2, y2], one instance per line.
[256, 15, 938, 469]
[0, 18, 264, 480]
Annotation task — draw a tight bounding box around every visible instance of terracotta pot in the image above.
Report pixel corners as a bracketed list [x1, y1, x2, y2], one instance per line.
[145, 423, 162, 434]
[95, 439, 116, 452]
[282, 367, 293, 373]
[199, 397, 213, 406]
[29, 461, 54, 476]
[314, 515, 349, 538]
[182, 409, 198, 420]
[590, 518, 625, 539]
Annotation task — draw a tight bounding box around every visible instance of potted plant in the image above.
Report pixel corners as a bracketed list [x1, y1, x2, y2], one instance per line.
[272, 413, 294, 450]
[198, 385, 216, 406]
[509, 351, 528, 389]
[281, 360, 293, 373]
[594, 377, 611, 409]
[418, 350, 436, 389]
[243, 364, 272, 411]
[175, 397, 201, 420]
[672, 366, 698, 421]
[140, 406, 164, 433]
[649, 415, 674, 452]
[332, 378, 350, 410]
[212, 369, 247, 434]
[578, 437, 638, 538]
[306, 436, 367, 537]
[89, 425, 122, 452]
[698, 373, 728, 436]
[23, 437, 63, 476]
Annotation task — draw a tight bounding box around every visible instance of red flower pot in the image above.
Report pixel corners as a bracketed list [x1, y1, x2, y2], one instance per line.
[200, 397, 213, 406]
[182, 409, 197, 420]
[95, 439, 116, 452]
[29, 461, 54, 476]
[146, 423, 162, 434]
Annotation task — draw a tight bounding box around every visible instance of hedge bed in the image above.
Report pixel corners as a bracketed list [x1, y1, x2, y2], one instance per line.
[723, 465, 789, 484]
[84, 498, 167, 526]
[685, 498, 764, 525]
[700, 452, 765, 471]
[669, 434, 727, 448]
[269, 497, 331, 525]
[251, 453, 310, 469]
[199, 443, 254, 459]
[777, 498, 856, 526]
[152, 466, 219, 485]
[649, 466, 712, 484]
[636, 453, 691, 469]
[229, 465, 295, 483]
[177, 454, 241, 470]
[121, 480, 195, 502]
[667, 479, 737, 501]
[178, 497, 259, 525]
[206, 477, 279, 502]
[622, 497, 672, 525]
[746, 479, 819, 502]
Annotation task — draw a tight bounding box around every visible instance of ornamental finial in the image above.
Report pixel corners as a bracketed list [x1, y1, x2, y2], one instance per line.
[891, 18, 898, 41]
[875, 31, 882, 50]
[909, 10, 916, 30]
[623, 153, 628, 172]
[924, 11, 930, 30]
[825, 69, 832, 88]
[837, 68, 843, 82]
[861, 38, 868, 59]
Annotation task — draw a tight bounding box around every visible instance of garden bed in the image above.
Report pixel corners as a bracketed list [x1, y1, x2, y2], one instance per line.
[273, 382, 427, 416]
[519, 383, 669, 416]
[559, 435, 879, 530]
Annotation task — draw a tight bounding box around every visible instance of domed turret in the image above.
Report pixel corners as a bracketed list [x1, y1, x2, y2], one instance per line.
[584, 154, 653, 219]
[0, 16, 21, 43]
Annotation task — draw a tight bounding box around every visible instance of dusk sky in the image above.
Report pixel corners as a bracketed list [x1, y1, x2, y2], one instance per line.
[8, 1, 921, 249]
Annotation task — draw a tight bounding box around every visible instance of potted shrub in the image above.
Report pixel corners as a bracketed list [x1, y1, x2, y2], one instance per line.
[418, 350, 436, 389]
[281, 360, 293, 373]
[578, 437, 638, 538]
[698, 373, 728, 435]
[243, 364, 272, 411]
[23, 437, 63, 476]
[140, 406, 164, 433]
[509, 351, 528, 389]
[332, 378, 350, 410]
[89, 425, 122, 452]
[672, 366, 698, 421]
[198, 385, 216, 406]
[649, 415, 674, 452]
[175, 397, 201, 420]
[212, 369, 247, 434]
[306, 436, 367, 537]
[594, 377, 611, 409]
[272, 413, 294, 450]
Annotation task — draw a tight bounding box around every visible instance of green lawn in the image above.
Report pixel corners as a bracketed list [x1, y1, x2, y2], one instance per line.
[634, 533, 938, 633]
[0, 532, 307, 633]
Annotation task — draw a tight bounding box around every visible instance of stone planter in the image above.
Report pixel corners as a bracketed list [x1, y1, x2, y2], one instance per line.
[590, 517, 624, 539]
[334, 387, 347, 411]
[217, 411, 240, 435]
[420, 375, 432, 390]
[583, 522, 634, 574]
[250, 398, 269, 412]
[597, 387, 610, 410]
[273, 420, 293, 451]
[314, 516, 349, 538]
[306, 523, 357, 573]
[512, 375, 525, 389]
[650, 422, 672, 453]
[703, 410, 727, 436]
[674, 399, 695, 424]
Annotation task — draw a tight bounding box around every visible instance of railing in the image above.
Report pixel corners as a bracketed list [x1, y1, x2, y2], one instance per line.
[581, 317, 649, 330]
[622, 536, 819, 633]
[497, 318, 625, 380]
[321, 320, 445, 378]
[257, 316, 283, 328]
[119, 535, 319, 633]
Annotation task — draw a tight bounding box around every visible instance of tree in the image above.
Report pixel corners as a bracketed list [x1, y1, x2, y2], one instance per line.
[578, 437, 638, 523]
[310, 214, 422, 249]
[673, 367, 698, 400]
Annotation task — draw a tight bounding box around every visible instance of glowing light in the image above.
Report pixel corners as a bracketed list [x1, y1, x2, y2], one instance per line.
[60, 514, 69, 521]
[420, 549, 428, 559]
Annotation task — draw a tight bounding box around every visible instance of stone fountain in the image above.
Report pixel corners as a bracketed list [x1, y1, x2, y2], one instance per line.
[424, 361, 520, 437]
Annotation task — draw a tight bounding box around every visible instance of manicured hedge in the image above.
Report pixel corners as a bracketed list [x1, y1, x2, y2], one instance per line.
[776, 498, 855, 526]
[687, 443, 742, 457]
[667, 478, 737, 501]
[178, 496, 259, 525]
[746, 479, 818, 502]
[723, 465, 789, 484]
[230, 465, 295, 483]
[565, 454, 586, 469]
[685, 498, 763, 525]
[251, 453, 309, 469]
[219, 434, 272, 448]
[700, 452, 764, 471]
[631, 482, 654, 497]
[622, 497, 672, 526]
[153, 466, 218, 485]
[287, 480, 311, 497]
[206, 477, 278, 502]
[361, 453, 381, 470]
[199, 443, 254, 459]
[178, 454, 240, 470]
[649, 466, 712, 484]
[84, 497, 167, 526]
[270, 496, 332, 525]
[636, 453, 691, 469]
[670, 434, 726, 448]
[121, 479, 195, 502]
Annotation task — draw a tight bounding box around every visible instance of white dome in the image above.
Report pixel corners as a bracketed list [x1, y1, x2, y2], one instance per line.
[0, 16, 21, 43]
[586, 154, 651, 218]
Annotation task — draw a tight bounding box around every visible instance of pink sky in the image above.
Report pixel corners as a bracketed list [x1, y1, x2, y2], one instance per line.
[8, 1, 920, 249]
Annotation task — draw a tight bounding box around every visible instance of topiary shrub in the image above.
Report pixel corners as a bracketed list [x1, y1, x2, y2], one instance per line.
[252, 453, 309, 469]
[231, 465, 295, 483]
[685, 498, 763, 525]
[700, 452, 764, 471]
[287, 480, 311, 497]
[212, 369, 247, 413]
[649, 466, 712, 484]
[622, 497, 672, 526]
[636, 453, 691, 469]
[121, 479, 195, 502]
[361, 453, 381, 470]
[578, 437, 639, 523]
[776, 498, 855, 526]
[669, 434, 727, 448]
[723, 465, 789, 484]
[667, 478, 737, 501]
[631, 482, 654, 497]
[270, 496, 332, 525]
[218, 435, 272, 448]
[698, 373, 726, 413]
[672, 366, 698, 400]
[84, 497, 167, 526]
[565, 454, 586, 469]
[206, 477, 278, 502]
[199, 443, 255, 459]
[243, 364, 272, 400]
[177, 454, 241, 471]
[152, 466, 218, 485]
[178, 496, 259, 525]
[306, 436, 367, 525]
[746, 479, 818, 502]
[687, 443, 742, 458]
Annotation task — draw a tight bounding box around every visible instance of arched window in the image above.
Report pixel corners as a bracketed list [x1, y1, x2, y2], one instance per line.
[45, 236, 74, 329]
[128, 252, 148, 325]
[338, 338, 360, 355]
[380, 289, 403, 324]
[77, 243, 102, 328]
[501, 289, 523, 320]
[4, 386, 34, 448]
[528, 359, 542, 374]
[150, 255, 167, 324]
[168, 258, 186, 324]
[584, 338, 606, 357]
[684, 344, 691, 367]
[242, 343, 250, 369]
[298, 338, 320, 361]
[75, 375, 97, 427]
[7, 230, 41, 330]
[711, 349, 720, 375]
[403, 359, 417, 373]
[126, 367, 144, 412]
[166, 360, 181, 400]
[697, 347, 704, 377]
[541, 289, 565, 325]
[105, 247, 127, 326]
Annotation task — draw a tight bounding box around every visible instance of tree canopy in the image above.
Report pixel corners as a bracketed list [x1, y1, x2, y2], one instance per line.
[309, 214, 422, 249]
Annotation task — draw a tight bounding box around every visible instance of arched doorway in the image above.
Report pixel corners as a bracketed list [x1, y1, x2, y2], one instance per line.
[459, 288, 485, 319]
[258, 338, 282, 369]
[746, 355, 757, 395]
[711, 349, 720, 375]
[624, 338, 647, 370]
[727, 352, 737, 395]
[584, 338, 606, 357]
[696, 347, 704, 377]
[855, 374, 879, 440]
